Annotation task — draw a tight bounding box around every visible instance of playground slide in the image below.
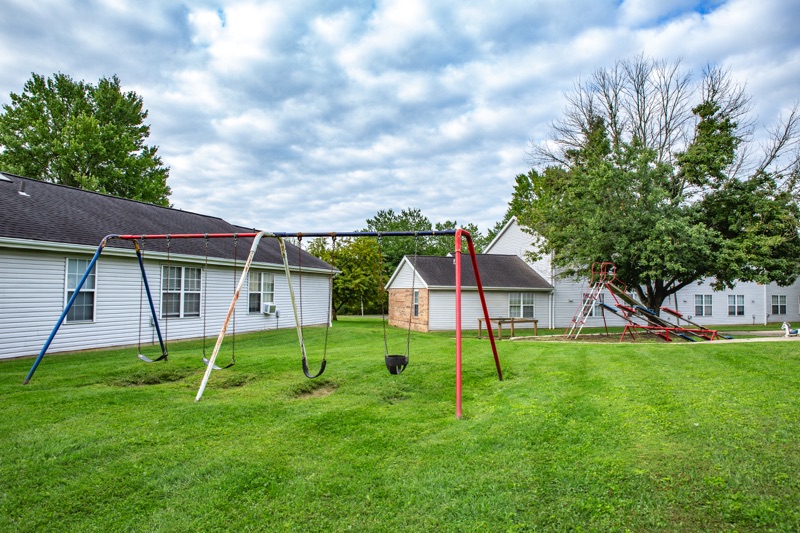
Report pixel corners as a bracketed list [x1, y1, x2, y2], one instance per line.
[606, 283, 671, 327]
[607, 282, 706, 341]
[661, 306, 730, 339]
[599, 302, 641, 325]
[660, 306, 704, 327]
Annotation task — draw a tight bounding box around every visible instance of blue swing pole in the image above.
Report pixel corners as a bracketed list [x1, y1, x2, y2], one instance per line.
[133, 240, 167, 360]
[23, 234, 118, 385]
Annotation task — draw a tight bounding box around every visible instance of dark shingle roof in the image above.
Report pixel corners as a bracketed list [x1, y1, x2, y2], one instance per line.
[409, 254, 553, 289]
[0, 173, 330, 269]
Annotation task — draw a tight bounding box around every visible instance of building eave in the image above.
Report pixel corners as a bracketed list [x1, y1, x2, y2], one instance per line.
[0, 236, 336, 274]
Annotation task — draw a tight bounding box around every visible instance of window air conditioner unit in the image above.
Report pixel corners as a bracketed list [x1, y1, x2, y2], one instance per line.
[262, 302, 277, 315]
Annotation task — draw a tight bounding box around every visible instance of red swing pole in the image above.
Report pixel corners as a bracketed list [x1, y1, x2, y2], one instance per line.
[455, 229, 502, 419]
[116, 232, 261, 240]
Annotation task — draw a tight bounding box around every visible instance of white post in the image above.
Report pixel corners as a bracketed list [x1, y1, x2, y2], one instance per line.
[195, 231, 271, 401]
[278, 237, 309, 364]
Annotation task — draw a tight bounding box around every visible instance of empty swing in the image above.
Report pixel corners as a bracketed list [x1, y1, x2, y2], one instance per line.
[135, 236, 168, 363]
[379, 233, 419, 375]
[279, 236, 335, 379]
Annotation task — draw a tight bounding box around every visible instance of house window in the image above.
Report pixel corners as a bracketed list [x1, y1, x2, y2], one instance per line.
[695, 294, 713, 317]
[728, 295, 745, 316]
[772, 294, 787, 315]
[65, 258, 96, 323]
[162, 265, 202, 318]
[249, 271, 275, 313]
[413, 289, 419, 317]
[509, 293, 535, 318]
[584, 293, 604, 317]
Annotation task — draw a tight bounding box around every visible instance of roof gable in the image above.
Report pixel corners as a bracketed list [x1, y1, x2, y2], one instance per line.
[483, 216, 518, 254]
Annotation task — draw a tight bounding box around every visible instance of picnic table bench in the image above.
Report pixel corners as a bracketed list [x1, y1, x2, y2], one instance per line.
[477, 317, 538, 340]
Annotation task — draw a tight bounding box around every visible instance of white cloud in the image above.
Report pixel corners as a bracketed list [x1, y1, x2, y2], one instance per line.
[189, 8, 226, 46]
[0, 0, 798, 234]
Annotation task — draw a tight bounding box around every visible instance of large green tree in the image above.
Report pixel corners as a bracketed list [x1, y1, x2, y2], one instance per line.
[522, 56, 800, 313]
[305, 208, 485, 316]
[0, 72, 170, 205]
[307, 236, 383, 318]
[363, 208, 485, 277]
[364, 208, 433, 277]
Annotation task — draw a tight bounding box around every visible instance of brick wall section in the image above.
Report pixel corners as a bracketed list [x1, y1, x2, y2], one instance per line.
[388, 288, 429, 332]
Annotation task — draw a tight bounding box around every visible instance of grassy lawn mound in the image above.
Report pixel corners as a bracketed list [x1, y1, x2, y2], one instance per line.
[1, 317, 799, 531]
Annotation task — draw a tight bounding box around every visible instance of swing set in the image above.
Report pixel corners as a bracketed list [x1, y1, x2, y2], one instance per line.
[23, 229, 501, 419]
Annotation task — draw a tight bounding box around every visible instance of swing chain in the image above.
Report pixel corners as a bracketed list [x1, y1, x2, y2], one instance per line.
[231, 234, 237, 362]
[165, 234, 170, 348]
[325, 235, 337, 334]
[202, 234, 209, 358]
[297, 235, 303, 328]
[405, 232, 419, 356]
[288, 235, 328, 378]
[378, 235, 390, 357]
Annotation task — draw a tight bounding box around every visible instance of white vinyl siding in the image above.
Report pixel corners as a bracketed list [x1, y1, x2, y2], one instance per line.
[65, 258, 96, 323]
[484, 218, 553, 284]
[290, 272, 332, 326]
[389, 259, 424, 290]
[0, 245, 335, 359]
[426, 290, 549, 331]
[427, 290, 496, 331]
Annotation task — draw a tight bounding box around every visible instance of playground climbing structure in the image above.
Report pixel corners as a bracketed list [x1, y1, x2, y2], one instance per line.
[566, 262, 721, 342]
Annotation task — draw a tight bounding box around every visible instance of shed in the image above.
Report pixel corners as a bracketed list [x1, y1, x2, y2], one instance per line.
[385, 254, 553, 332]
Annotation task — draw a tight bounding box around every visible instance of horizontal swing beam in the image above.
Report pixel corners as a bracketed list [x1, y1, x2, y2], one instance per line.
[115, 230, 459, 240]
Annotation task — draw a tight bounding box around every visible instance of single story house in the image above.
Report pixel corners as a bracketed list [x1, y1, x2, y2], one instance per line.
[385, 253, 553, 332]
[0, 172, 334, 360]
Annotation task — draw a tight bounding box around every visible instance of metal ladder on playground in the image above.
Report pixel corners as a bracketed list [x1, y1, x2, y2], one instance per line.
[565, 280, 605, 339]
[565, 262, 616, 339]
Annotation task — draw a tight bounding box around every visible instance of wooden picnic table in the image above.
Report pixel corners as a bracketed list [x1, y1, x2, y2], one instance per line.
[477, 317, 538, 340]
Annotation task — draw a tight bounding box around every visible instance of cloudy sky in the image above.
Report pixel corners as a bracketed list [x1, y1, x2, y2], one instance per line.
[1, 0, 798, 234]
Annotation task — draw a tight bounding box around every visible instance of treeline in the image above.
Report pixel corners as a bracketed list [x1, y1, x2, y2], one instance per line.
[305, 207, 497, 317]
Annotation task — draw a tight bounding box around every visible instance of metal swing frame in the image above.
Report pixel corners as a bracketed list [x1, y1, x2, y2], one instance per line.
[24, 229, 501, 419]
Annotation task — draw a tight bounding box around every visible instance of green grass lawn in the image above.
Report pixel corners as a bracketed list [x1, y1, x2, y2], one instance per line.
[1, 317, 799, 532]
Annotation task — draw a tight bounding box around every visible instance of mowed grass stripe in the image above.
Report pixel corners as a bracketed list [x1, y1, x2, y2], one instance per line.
[1, 317, 798, 531]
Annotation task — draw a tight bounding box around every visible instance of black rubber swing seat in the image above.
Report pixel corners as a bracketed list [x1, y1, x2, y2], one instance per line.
[302, 358, 326, 379]
[385, 355, 409, 375]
